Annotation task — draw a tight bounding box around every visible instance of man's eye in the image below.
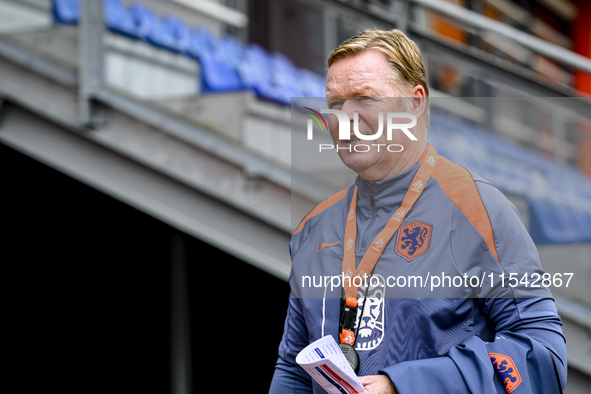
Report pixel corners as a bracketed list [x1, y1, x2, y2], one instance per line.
[329, 101, 343, 109]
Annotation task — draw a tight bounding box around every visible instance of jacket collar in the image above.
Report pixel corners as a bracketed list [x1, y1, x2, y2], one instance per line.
[354, 161, 422, 213]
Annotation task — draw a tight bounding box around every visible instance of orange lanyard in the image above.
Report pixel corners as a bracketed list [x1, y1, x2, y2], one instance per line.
[341, 143, 438, 301]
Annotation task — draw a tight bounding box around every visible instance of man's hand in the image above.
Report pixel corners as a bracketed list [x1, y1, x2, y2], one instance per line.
[358, 375, 398, 394]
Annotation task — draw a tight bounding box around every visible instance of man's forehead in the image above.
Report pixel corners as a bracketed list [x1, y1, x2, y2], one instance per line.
[325, 79, 380, 97]
[325, 72, 390, 97]
[326, 51, 394, 97]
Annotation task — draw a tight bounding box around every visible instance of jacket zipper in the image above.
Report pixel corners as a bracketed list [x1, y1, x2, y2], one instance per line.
[360, 187, 376, 250]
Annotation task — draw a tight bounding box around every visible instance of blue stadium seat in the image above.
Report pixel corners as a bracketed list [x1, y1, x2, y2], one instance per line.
[53, 0, 79, 24]
[237, 44, 280, 102]
[197, 50, 244, 92]
[215, 35, 245, 69]
[185, 27, 218, 59]
[528, 198, 564, 244]
[558, 204, 591, 241]
[566, 168, 591, 200]
[129, 4, 157, 37]
[185, 27, 243, 92]
[104, 0, 141, 39]
[581, 210, 591, 241]
[528, 198, 586, 244]
[162, 15, 191, 54]
[269, 52, 304, 104]
[574, 208, 591, 241]
[130, 3, 182, 53]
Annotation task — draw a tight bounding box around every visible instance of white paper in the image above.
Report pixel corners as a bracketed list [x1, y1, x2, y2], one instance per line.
[296, 335, 364, 394]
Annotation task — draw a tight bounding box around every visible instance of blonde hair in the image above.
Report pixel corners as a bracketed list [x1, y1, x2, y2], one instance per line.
[328, 29, 430, 125]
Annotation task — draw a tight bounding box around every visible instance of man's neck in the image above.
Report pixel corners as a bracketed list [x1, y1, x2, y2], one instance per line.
[359, 140, 428, 182]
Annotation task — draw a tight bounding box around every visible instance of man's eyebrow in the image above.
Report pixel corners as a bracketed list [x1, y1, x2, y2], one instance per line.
[326, 87, 378, 98]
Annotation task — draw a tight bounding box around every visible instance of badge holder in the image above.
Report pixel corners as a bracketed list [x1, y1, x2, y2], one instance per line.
[339, 297, 360, 373]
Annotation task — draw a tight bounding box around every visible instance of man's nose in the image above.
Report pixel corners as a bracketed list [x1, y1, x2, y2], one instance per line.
[340, 100, 357, 122]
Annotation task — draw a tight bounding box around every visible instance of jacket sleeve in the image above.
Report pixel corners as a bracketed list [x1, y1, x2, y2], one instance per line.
[269, 275, 314, 394]
[381, 181, 567, 393]
[381, 298, 566, 394]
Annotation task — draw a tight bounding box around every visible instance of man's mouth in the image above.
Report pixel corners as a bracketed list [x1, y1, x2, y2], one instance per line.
[342, 137, 361, 144]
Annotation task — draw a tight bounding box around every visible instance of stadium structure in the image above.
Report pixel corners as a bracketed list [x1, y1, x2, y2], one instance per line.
[1, 0, 590, 392]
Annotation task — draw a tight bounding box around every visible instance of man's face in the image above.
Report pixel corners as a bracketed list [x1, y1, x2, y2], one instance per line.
[325, 50, 417, 179]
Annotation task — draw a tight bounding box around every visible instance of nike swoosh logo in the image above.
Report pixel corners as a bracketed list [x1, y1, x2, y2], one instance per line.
[318, 241, 342, 251]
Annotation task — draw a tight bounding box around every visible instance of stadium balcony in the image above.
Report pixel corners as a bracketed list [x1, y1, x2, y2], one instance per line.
[0, 0, 581, 248]
[428, 110, 591, 245]
[53, 0, 326, 102]
[49, 0, 330, 171]
[50, 0, 591, 246]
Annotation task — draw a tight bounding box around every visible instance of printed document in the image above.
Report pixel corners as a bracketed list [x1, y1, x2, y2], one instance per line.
[296, 335, 364, 394]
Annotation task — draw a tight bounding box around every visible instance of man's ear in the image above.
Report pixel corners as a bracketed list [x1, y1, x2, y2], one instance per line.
[410, 85, 426, 121]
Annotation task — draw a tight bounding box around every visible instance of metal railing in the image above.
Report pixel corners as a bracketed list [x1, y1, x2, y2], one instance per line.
[413, 0, 591, 75]
[309, 0, 591, 168]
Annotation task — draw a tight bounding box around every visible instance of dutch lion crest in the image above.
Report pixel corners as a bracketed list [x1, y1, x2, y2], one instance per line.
[395, 222, 433, 261]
